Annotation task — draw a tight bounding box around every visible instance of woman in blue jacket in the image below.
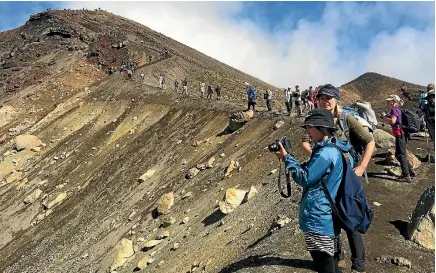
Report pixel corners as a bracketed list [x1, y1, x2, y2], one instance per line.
[275, 108, 343, 273]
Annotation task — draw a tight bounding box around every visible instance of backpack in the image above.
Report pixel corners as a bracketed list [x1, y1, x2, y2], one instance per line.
[314, 144, 374, 234]
[264, 93, 269, 100]
[353, 102, 378, 127]
[341, 106, 374, 132]
[401, 108, 420, 133]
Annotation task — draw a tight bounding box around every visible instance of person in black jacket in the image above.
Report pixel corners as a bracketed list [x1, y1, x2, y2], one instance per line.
[423, 86, 435, 142]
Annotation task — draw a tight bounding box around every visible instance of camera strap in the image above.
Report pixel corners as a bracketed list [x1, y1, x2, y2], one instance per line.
[278, 160, 292, 198]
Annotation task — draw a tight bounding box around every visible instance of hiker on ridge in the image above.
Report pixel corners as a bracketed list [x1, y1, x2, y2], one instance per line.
[293, 85, 303, 116]
[301, 84, 375, 273]
[158, 75, 164, 89]
[275, 108, 344, 273]
[215, 85, 221, 100]
[284, 88, 292, 114]
[246, 83, 257, 111]
[264, 89, 273, 111]
[382, 94, 415, 182]
[182, 78, 188, 96]
[174, 79, 179, 93]
[200, 81, 206, 98]
[207, 83, 213, 100]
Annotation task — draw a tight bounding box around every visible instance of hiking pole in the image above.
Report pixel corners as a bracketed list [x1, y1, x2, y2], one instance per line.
[425, 125, 431, 164]
[364, 170, 369, 184]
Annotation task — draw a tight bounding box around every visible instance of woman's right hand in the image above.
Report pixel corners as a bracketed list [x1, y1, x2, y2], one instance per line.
[275, 143, 288, 160]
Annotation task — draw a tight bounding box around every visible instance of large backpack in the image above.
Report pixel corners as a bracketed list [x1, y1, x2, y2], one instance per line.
[314, 144, 374, 234]
[341, 106, 374, 132]
[353, 102, 378, 127]
[401, 108, 420, 133]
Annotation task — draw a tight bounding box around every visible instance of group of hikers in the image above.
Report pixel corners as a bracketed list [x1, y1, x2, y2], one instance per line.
[270, 83, 435, 273]
[246, 84, 319, 115]
[157, 76, 222, 100]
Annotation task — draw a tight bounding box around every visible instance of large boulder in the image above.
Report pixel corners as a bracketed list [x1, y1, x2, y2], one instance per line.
[228, 110, 253, 131]
[373, 129, 395, 148]
[14, 135, 42, 151]
[407, 150, 421, 170]
[407, 186, 435, 249]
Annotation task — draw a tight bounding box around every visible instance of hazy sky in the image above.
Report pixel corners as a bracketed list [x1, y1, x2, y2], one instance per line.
[1, 1, 434, 88]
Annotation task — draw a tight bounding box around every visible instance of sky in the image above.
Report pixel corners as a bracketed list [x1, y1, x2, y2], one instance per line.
[0, 1, 434, 89]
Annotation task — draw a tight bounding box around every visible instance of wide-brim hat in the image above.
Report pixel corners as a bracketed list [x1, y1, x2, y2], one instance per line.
[301, 108, 336, 129]
[385, 94, 401, 102]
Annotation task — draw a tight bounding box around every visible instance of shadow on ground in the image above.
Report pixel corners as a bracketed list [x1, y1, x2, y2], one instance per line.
[218, 254, 314, 273]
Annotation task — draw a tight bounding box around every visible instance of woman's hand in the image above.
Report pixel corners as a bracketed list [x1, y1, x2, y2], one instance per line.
[275, 143, 288, 160]
[353, 165, 366, 177]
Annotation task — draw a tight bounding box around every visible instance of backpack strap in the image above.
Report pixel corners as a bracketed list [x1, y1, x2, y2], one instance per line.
[278, 161, 292, 198]
[338, 112, 349, 139]
[318, 144, 348, 224]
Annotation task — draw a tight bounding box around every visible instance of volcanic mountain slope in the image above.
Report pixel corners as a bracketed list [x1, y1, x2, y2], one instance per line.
[340, 72, 427, 113]
[0, 9, 280, 139]
[0, 9, 434, 273]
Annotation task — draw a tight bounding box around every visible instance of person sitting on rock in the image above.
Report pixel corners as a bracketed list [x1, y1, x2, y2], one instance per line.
[275, 108, 344, 273]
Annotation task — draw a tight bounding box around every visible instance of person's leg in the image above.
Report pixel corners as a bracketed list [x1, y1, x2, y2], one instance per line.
[346, 229, 366, 272]
[395, 135, 411, 177]
[310, 251, 341, 273]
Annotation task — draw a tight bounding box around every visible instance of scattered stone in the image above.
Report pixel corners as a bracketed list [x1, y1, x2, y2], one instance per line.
[171, 242, 180, 250]
[196, 164, 206, 171]
[385, 167, 402, 177]
[14, 134, 42, 151]
[182, 191, 192, 200]
[269, 169, 278, 175]
[245, 186, 258, 201]
[275, 215, 291, 228]
[219, 188, 247, 214]
[181, 217, 190, 224]
[273, 120, 285, 130]
[110, 238, 134, 271]
[137, 237, 145, 243]
[42, 191, 67, 210]
[375, 255, 412, 268]
[161, 216, 176, 227]
[186, 168, 200, 179]
[128, 211, 137, 221]
[225, 160, 236, 177]
[53, 156, 59, 161]
[16, 177, 29, 190]
[138, 169, 156, 183]
[156, 192, 174, 215]
[220, 153, 225, 158]
[228, 110, 253, 131]
[383, 149, 400, 166]
[156, 230, 170, 239]
[373, 202, 382, 207]
[177, 140, 182, 144]
[147, 257, 155, 264]
[191, 140, 200, 147]
[373, 129, 395, 148]
[23, 188, 43, 204]
[142, 239, 162, 249]
[407, 186, 434, 249]
[207, 157, 215, 168]
[137, 254, 150, 270]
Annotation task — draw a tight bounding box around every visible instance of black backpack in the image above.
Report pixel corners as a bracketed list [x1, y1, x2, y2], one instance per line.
[264, 93, 268, 99]
[401, 109, 420, 133]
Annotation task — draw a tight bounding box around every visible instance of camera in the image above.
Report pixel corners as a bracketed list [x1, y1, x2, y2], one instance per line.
[268, 136, 292, 153]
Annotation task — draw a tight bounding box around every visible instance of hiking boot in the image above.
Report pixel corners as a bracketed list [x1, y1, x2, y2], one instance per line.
[397, 175, 412, 183]
[337, 259, 346, 268]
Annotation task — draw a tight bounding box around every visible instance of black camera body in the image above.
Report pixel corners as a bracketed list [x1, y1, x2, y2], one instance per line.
[268, 136, 292, 154]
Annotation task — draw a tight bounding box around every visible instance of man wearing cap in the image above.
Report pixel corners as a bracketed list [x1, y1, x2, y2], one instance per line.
[275, 108, 343, 273]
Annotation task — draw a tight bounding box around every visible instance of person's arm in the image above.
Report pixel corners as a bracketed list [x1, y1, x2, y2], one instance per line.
[279, 146, 333, 188]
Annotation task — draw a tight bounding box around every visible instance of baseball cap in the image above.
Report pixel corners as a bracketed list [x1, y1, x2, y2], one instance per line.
[316, 84, 340, 100]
